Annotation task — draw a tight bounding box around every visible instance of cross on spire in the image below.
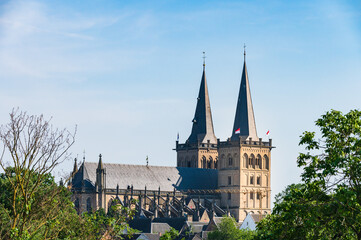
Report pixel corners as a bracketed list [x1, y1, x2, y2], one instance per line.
[202, 51, 206, 67]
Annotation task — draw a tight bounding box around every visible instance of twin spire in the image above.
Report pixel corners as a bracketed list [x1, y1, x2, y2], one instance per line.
[187, 53, 217, 144]
[187, 50, 258, 143]
[231, 49, 258, 141]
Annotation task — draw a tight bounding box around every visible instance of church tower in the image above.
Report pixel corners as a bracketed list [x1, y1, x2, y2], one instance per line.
[175, 54, 218, 169]
[218, 50, 273, 221]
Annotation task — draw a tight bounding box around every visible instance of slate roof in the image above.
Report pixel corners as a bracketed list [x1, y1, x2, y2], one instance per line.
[152, 217, 187, 231]
[231, 52, 259, 141]
[137, 233, 160, 240]
[251, 214, 266, 223]
[151, 223, 171, 234]
[72, 162, 218, 192]
[187, 64, 217, 144]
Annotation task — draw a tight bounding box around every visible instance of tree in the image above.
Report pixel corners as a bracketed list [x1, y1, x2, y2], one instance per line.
[257, 110, 361, 239]
[0, 109, 76, 239]
[0, 167, 87, 239]
[207, 216, 256, 240]
[159, 227, 180, 240]
[82, 201, 138, 239]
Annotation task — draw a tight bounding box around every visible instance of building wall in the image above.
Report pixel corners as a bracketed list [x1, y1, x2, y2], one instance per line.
[218, 141, 271, 221]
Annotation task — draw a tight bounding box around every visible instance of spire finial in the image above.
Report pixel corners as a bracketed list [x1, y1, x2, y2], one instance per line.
[98, 153, 103, 169]
[243, 43, 246, 61]
[202, 51, 206, 68]
[83, 150, 85, 162]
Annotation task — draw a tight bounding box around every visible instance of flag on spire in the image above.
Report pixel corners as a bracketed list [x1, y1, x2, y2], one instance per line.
[235, 128, 240, 134]
[266, 130, 270, 136]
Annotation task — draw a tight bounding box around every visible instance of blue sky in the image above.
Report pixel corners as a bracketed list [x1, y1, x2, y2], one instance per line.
[0, 0, 360, 203]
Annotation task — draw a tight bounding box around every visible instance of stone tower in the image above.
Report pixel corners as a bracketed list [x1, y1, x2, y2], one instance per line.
[218, 51, 273, 221]
[175, 58, 218, 169]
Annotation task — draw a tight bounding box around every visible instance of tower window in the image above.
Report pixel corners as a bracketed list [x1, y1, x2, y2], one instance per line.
[250, 192, 254, 200]
[228, 158, 233, 166]
[257, 193, 260, 200]
[228, 176, 231, 185]
[257, 176, 260, 185]
[228, 193, 231, 200]
[250, 176, 254, 185]
[87, 197, 92, 213]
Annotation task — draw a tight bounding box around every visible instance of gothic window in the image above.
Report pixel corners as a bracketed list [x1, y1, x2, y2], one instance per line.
[250, 176, 254, 185]
[257, 176, 261, 185]
[250, 192, 254, 200]
[74, 198, 80, 214]
[228, 157, 233, 167]
[264, 155, 269, 170]
[243, 154, 248, 168]
[214, 160, 218, 169]
[87, 197, 92, 213]
[257, 154, 262, 169]
[257, 193, 260, 200]
[250, 154, 255, 168]
[207, 161, 211, 169]
[228, 176, 231, 185]
[202, 156, 207, 169]
[228, 193, 231, 200]
[209, 156, 213, 169]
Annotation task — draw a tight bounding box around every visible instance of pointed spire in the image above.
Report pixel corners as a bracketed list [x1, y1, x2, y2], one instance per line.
[187, 52, 217, 144]
[97, 154, 103, 169]
[73, 158, 78, 174]
[231, 49, 258, 141]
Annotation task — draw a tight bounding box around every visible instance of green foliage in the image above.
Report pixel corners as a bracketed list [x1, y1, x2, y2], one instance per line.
[0, 167, 84, 239]
[208, 216, 256, 240]
[160, 227, 180, 240]
[82, 203, 137, 239]
[257, 110, 361, 239]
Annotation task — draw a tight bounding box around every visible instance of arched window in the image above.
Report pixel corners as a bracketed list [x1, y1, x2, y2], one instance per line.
[202, 156, 206, 169]
[228, 155, 233, 167]
[250, 154, 255, 168]
[214, 157, 218, 169]
[257, 176, 261, 185]
[74, 198, 80, 214]
[207, 158, 212, 169]
[87, 197, 92, 213]
[250, 176, 254, 185]
[256, 154, 262, 169]
[264, 155, 269, 170]
[243, 154, 248, 168]
[209, 156, 213, 169]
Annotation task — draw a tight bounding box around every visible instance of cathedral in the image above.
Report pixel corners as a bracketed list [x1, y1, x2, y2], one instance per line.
[70, 51, 274, 222]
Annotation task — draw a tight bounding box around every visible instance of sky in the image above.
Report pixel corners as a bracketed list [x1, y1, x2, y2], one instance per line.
[0, 0, 360, 203]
